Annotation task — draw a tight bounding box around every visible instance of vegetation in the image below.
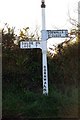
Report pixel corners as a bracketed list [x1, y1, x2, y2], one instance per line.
[2, 25, 79, 119]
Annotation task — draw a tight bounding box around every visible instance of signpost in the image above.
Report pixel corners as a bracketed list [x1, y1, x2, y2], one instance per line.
[47, 30, 68, 38]
[20, 41, 42, 49]
[20, 0, 68, 95]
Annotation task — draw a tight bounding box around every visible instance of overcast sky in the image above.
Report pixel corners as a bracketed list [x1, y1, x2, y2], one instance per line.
[0, 0, 79, 31]
[0, 0, 79, 48]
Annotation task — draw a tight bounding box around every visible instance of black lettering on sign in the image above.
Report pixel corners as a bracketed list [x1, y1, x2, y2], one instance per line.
[44, 65, 46, 81]
[44, 72, 46, 74]
[44, 75, 46, 78]
[30, 41, 33, 45]
[44, 82, 46, 84]
[36, 42, 38, 47]
[43, 88, 46, 91]
[43, 84, 46, 88]
[24, 43, 28, 47]
[44, 69, 46, 71]
[43, 65, 47, 92]
[29, 43, 31, 47]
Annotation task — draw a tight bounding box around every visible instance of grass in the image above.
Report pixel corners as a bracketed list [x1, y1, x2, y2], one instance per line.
[2, 83, 79, 119]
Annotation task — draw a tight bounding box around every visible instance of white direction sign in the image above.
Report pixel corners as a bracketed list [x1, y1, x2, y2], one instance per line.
[47, 29, 68, 38]
[20, 41, 42, 49]
[19, 0, 69, 95]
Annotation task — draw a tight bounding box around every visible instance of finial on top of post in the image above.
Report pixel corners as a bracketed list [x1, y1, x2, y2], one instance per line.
[41, 0, 46, 8]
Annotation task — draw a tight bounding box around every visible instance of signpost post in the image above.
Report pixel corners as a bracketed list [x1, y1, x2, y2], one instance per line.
[41, 0, 48, 95]
[20, 0, 68, 95]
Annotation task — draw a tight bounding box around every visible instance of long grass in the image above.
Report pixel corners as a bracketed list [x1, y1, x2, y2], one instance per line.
[2, 83, 78, 118]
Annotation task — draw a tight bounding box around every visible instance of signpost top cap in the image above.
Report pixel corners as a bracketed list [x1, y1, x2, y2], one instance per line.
[41, 0, 46, 8]
[41, 0, 45, 2]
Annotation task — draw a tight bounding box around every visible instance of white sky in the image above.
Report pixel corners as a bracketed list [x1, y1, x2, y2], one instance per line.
[0, 0, 79, 30]
[0, 0, 79, 48]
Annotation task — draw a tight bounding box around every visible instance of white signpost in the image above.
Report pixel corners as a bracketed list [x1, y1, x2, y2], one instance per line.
[20, 0, 68, 95]
[47, 30, 68, 38]
[20, 41, 42, 49]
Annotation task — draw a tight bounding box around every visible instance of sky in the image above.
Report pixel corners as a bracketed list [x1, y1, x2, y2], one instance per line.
[0, 0, 79, 48]
[0, 0, 79, 30]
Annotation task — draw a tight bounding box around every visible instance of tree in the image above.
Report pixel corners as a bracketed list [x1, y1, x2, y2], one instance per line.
[2, 23, 17, 50]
